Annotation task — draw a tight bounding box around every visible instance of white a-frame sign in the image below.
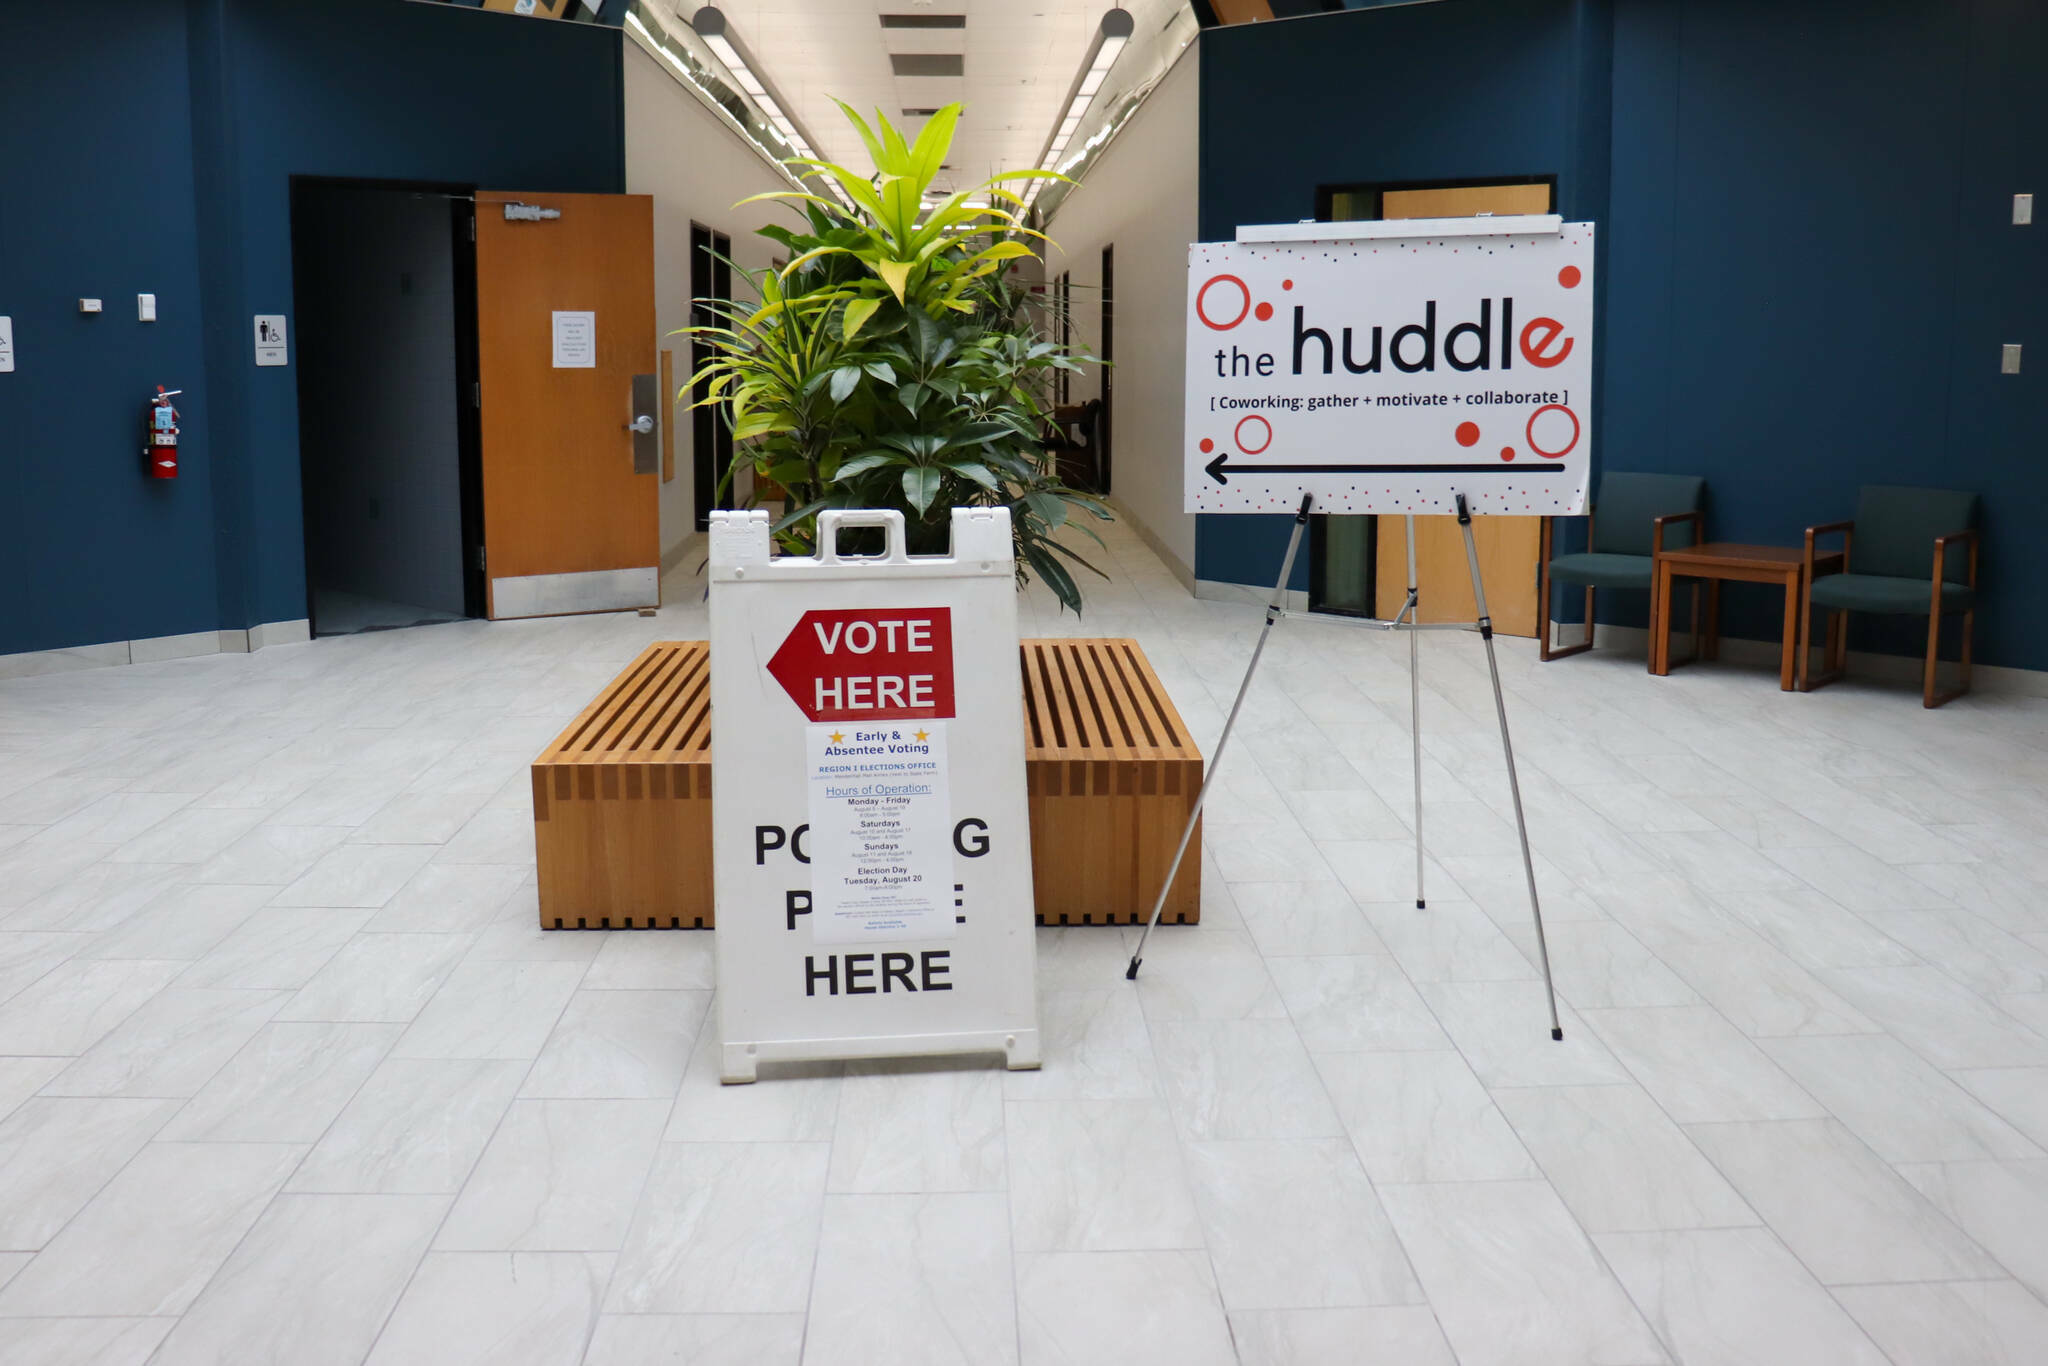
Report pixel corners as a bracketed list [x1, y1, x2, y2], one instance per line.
[709, 507, 1041, 1082]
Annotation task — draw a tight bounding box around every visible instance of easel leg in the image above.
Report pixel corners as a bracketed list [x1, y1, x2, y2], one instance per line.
[1406, 514, 1424, 909]
[1454, 496, 1564, 1041]
[1128, 493, 1314, 979]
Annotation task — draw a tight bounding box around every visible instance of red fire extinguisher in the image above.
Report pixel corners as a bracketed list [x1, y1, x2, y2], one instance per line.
[145, 386, 183, 479]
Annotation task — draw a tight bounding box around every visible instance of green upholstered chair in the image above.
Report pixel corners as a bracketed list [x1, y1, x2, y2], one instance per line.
[1800, 485, 1979, 707]
[1539, 472, 1708, 662]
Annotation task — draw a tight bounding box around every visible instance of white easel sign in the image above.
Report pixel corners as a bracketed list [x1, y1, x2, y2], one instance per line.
[709, 508, 1040, 1082]
[1183, 215, 1594, 517]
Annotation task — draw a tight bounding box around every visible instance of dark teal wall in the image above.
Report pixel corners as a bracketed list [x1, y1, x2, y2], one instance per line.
[1603, 0, 2044, 665]
[1, 0, 623, 655]
[1, 7, 223, 652]
[1196, 0, 2045, 669]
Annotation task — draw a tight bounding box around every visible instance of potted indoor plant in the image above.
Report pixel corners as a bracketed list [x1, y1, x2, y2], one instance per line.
[686, 102, 1110, 613]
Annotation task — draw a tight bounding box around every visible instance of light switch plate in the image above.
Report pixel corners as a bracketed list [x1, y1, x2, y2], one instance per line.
[0, 316, 14, 373]
[2002, 343, 2023, 374]
[2017, 193, 2034, 226]
[138, 294, 157, 322]
[78, 298, 102, 314]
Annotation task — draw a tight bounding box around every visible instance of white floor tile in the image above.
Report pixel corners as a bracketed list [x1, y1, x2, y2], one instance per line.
[0, 958, 184, 1056]
[1762, 1033, 2045, 1163]
[160, 1021, 403, 1142]
[1317, 1050, 1538, 1183]
[1005, 1100, 1201, 1252]
[828, 1058, 1006, 1193]
[606, 1142, 830, 1313]
[803, 1193, 1018, 1366]
[1148, 1018, 1343, 1141]
[0, 1096, 180, 1248]
[0, 1141, 301, 1316]
[1583, 1005, 1827, 1123]
[277, 932, 471, 1023]
[583, 1313, 805, 1365]
[1494, 1084, 1754, 1232]
[434, 1098, 668, 1251]
[0, 1317, 174, 1366]
[1014, 1250, 1237, 1366]
[1183, 1137, 1421, 1309]
[150, 1193, 447, 1366]
[1380, 1178, 1665, 1366]
[1597, 1227, 1890, 1366]
[1229, 1306, 1456, 1366]
[1833, 1278, 2048, 1366]
[286, 1057, 524, 1193]
[365, 1250, 611, 1366]
[1686, 1118, 2002, 1284]
[390, 959, 587, 1061]
[519, 988, 706, 1098]
[1896, 1159, 2048, 1302]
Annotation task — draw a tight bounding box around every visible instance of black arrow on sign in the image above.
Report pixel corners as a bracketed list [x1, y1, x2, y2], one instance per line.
[1204, 452, 1567, 485]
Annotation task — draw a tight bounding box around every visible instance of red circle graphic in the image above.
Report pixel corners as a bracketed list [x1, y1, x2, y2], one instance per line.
[1234, 414, 1272, 455]
[1199, 438, 1214, 453]
[1254, 302, 1274, 322]
[1455, 421, 1480, 447]
[1526, 404, 1580, 459]
[1558, 265, 1582, 289]
[1500, 446, 1517, 461]
[1195, 275, 1252, 330]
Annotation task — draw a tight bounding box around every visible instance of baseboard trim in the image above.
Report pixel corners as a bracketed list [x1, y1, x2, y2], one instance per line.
[1197, 578, 1309, 611]
[0, 618, 313, 681]
[1547, 620, 2048, 698]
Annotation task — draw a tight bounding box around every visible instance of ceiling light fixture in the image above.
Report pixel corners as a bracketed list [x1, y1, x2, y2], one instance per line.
[691, 6, 825, 167]
[1024, 7, 1134, 210]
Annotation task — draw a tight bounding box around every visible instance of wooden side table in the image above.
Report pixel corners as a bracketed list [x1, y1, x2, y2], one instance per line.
[1651, 543, 1843, 690]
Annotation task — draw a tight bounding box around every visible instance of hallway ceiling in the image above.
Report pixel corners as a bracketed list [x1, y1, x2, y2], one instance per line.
[667, 1, 1191, 198]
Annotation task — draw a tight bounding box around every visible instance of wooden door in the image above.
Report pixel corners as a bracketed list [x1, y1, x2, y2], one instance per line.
[1368, 181, 1552, 635]
[1375, 516, 1540, 638]
[475, 191, 657, 619]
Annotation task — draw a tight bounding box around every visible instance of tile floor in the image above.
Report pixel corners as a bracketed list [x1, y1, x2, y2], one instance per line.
[2, 518, 2047, 1364]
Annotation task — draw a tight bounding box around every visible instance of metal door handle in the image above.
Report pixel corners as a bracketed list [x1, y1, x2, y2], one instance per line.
[627, 415, 655, 434]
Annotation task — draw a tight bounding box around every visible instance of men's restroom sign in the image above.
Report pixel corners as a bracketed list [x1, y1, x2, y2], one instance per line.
[767, 609, 956, 721]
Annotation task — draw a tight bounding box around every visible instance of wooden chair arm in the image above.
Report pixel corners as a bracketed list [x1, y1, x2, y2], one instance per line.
[1933, 528, 1978, 588]
[1651, 510, 1700, 555]
[1805, 519, 1853, 577]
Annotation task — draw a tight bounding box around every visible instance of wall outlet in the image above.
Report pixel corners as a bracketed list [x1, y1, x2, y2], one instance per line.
[2017, 193, 2034, 226]
[2002, 343, 2023, 375]
[78, 298, 102, 314]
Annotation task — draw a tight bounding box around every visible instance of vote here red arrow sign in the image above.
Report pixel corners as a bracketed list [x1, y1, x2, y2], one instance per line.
[767, 608, 956, 722]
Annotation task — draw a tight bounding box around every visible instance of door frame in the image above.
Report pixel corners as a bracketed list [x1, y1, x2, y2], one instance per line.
[1306, 174, 1558, 619]
[689, 222, 734, 533]
[286, 174, 487, 629]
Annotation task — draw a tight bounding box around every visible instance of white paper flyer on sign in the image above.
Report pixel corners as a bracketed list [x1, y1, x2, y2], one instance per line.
[806, 721, 955, 944]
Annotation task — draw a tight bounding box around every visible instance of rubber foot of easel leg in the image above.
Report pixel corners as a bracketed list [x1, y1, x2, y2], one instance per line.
[1551, 1027, 1564, 1041]
[1416, 899, 1426, 910]
[1125, 959, 1141, 981]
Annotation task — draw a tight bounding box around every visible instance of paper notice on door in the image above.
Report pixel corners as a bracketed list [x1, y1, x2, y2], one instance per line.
[806, 722, 955, 944]
[551, 310, 595, 368]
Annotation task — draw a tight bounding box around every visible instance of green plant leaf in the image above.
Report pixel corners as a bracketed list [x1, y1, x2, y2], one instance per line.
[875, 258, 914, 304]
[828, 365, 862, 403]
[842, 297, 882, 341]
[901, 466, 940, 515]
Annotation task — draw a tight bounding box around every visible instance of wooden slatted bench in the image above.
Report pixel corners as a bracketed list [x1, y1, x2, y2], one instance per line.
[532, 641, 713, 929]
[1019, 638, 1202, 926]
[531, 638, 1201, 929]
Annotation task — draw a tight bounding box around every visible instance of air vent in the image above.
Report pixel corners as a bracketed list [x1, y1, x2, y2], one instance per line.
[881, 13, 966, 27]
[902, 107, 943, 117]
[890, 53, 964, 77]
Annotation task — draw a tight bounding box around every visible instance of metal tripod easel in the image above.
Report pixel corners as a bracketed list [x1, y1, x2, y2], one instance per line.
[1126, 491, 1563, 1042]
